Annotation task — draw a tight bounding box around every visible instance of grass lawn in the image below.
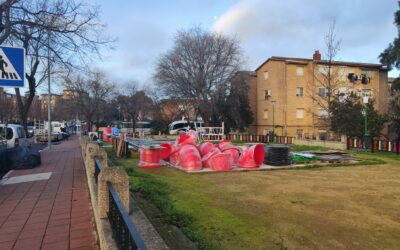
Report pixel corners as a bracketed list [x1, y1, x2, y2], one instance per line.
[110, 150, 400, 250]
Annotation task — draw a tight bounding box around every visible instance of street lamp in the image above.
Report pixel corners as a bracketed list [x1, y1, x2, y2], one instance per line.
[47, 32, 52, 149]
[117, 106, 121, 127]
[363, 96, 369, 151]
[271, 100, 276, 143]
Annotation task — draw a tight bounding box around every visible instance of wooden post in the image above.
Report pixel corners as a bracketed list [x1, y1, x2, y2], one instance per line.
[370, 137, 374, 153]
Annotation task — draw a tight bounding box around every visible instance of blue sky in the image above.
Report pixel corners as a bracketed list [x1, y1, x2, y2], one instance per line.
[43, 0, 400, 91]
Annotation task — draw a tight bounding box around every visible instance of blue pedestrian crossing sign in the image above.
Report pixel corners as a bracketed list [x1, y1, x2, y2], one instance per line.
[0, 46, 25, 88]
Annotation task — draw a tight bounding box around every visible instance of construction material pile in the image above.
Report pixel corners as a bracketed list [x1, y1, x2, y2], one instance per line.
[139, 130, 264, 172]
[264, 144, 291, 166]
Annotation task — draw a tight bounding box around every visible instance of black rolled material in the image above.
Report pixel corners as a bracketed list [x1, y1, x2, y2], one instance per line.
[264, 144, 291, 166]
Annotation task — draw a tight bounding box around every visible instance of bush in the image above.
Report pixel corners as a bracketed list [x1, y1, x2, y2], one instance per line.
[151, 118, 169, 134]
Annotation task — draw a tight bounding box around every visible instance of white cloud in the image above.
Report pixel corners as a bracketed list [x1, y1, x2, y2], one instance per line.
[213, 0, 398, 70]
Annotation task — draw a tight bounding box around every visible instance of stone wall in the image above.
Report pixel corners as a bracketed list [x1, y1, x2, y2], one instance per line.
[295, 138, 347, 150]
[80, 136, 129, 250]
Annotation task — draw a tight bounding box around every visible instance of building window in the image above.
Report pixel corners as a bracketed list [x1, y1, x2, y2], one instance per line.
[356, 89, 372, 97]
[263, 110, 268, 119]
[318, 130, 327, 140]
[264, 90, 271, 100]
[264, 71, 269, 80]
[318, 65, 332, 76]
[339, 66, 347, 81]
[318, 87, 327, 97]
[296, 108, 304, 119]
[296, 87, 304, 97]
[318, 108, 329, 118]
[296, 66, 304, 76]
[296, 129, 303, 139]
[361, 89, 372, 97]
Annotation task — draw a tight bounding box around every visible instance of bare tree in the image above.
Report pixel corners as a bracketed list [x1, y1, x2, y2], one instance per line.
[307, 21, 342, 133]
[115, 84, 154, 132]
[155, 27, 242, 125]
[0, 0, 112, 131]
[0, 90, 16, 122]
[64, 71, 114, 132]
[0, 0, 18, 44]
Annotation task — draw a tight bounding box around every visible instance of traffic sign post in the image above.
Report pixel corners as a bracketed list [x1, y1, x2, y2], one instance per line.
[0, 46, 25, 88]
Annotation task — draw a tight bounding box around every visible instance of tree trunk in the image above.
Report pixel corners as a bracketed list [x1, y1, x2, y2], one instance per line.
[15, 82, 35, 133]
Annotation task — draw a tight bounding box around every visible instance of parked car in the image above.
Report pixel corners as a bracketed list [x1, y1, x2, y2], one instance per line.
[5, 146, 41, 170]
[168, 120, 204, 135]
[27, 125, 34, 136]
[0, 124, 31, 148]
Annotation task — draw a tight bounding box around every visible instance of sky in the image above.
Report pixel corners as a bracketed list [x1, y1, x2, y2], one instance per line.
[34, 0, 400, 92]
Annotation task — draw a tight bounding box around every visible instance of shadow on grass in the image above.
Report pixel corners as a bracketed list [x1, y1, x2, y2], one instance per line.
[291, 156, 386, 170]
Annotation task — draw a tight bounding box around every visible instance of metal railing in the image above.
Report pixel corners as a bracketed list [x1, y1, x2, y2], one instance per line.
[93, 156, 147, 249]
[108, 183, 147, 250]
[94, 158, 102, 183]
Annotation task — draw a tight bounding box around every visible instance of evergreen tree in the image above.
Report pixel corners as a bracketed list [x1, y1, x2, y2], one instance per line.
[379, 1, 400, 138]
[330, 97, 385, 138]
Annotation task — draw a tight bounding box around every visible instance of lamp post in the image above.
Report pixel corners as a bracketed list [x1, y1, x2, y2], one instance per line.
[272, 100, 276, 143]
[117, 106, 121, 127]
[363, 96, 369, 151]
[47, 32, 51, 149]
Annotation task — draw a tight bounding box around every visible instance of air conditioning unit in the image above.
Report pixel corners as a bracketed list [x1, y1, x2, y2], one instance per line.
[361, 74, 370, 84]
[267, 90, 272, 96]
[348, 73, 358, 83]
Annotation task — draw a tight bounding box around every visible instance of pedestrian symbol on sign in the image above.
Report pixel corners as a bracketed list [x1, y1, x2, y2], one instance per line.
[0, 46, 25, 88]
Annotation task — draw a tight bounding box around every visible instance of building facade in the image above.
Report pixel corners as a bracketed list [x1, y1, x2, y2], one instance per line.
[254, 51, 389, 139]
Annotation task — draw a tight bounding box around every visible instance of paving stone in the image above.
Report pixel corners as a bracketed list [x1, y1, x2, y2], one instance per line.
[0, 137, 98, 249]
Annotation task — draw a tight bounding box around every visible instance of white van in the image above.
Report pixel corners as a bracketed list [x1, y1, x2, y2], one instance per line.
[0, 124, 30, 148]
[44, 121, 63, 133]
[168, 120, 204, 135]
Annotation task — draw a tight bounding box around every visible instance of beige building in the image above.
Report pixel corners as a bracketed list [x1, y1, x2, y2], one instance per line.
[254, 51, 389, 139]
[40, 93, 61, 112]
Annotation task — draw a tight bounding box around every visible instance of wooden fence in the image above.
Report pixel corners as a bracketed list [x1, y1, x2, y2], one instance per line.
[347, 137, 400, 154]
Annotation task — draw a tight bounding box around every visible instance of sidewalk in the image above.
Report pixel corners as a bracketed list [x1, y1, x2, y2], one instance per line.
[0, 136, 98, 250]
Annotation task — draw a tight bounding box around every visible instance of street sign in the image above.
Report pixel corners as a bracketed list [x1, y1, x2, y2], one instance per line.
[0, 46, 25, 88]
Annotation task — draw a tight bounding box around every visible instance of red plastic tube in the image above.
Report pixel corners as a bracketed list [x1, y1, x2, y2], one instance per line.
[199, 141, 215, 156]
[218, 140, 234, 151]
[201, 148, 221, 168]
[139, 147, 162, 168]
[209, 153, 233, 171]
[238, 144, 264, 168]
[103, 127, 112, 142]
[177, 133, 197, 146]
[179, 144, 202, 171]
[222, 147, 240, 165]
[160, 142, 174, 160]
[169, 148, 180, 165]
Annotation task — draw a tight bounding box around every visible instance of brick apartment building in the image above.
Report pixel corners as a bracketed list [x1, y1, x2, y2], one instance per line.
[252, 51, 389, 139]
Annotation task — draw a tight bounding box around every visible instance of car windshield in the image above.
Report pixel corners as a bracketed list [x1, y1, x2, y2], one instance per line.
[173, 122, 187, 130]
